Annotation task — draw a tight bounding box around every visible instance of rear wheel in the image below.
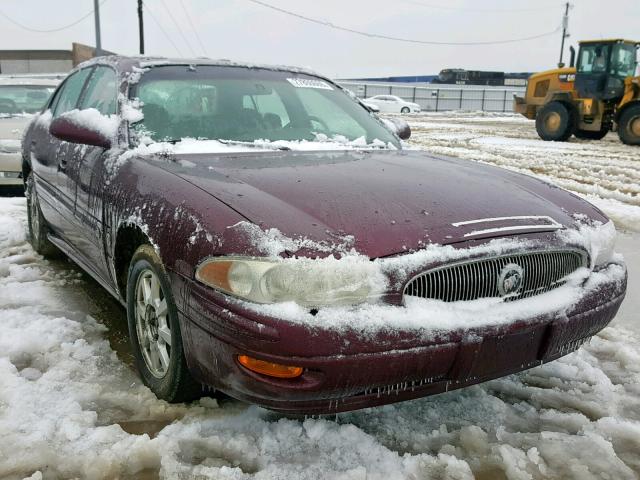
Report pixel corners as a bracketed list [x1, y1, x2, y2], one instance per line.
[127, 244, 201, 402]
[25, 174, 59, 257]
[618, 104, 640, 146]
[400, 107, 410, 114]
[575, 128, 609, 140]
[535, 101, 576, 141]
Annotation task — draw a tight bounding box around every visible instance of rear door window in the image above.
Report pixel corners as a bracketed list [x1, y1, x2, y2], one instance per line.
[52, 68, 93, 117]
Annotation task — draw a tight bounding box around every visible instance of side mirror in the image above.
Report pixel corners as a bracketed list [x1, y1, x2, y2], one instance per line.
[383, 117, 411, 140]
[49, 113, 113, 149]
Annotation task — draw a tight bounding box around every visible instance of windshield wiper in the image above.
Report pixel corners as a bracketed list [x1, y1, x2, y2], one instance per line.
[159, 138, 291, 151]
[218, 139, 291, 151]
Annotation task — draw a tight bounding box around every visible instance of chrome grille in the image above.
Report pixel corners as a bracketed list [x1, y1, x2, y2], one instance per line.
[404, 250, 587, 303]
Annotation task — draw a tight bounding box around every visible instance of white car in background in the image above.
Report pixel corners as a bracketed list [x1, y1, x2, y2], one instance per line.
[360, 100, 380, 113]
[363, 95, 421, 114]
[0, 76, 59, 190]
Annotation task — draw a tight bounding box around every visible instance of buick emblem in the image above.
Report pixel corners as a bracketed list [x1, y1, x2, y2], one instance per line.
[498, 263, 524, 297]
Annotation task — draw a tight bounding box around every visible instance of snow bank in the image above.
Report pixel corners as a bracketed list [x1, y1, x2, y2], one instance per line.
[0, 197, 638, 479]
[0, 198, 186, 479]
[406, 112, 640, 233]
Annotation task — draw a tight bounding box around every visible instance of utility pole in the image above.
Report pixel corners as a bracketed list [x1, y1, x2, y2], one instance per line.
[138, 0, 145, 55]
[94, 0, 102, 56]
[558, 2, 571, 67]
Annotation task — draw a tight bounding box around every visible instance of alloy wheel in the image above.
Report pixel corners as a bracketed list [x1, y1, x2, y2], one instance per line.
[135, 268, 172, 378]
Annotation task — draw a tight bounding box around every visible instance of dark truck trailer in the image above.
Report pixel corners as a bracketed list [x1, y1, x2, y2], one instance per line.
[433, 69, 530, 86]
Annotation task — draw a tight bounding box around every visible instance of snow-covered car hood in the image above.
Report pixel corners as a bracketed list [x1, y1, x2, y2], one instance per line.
[150, 149, 608, 258]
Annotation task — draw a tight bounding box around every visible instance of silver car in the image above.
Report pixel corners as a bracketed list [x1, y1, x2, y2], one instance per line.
[0, 76, 59, 189]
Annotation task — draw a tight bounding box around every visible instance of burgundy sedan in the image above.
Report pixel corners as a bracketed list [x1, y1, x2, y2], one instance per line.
[21, 56, 626, 414]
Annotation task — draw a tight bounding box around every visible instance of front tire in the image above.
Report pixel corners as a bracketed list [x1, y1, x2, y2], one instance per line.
[401, 107, 410, 114]
[618, 104, 640, 146]
[25, 174, 59, 257]
[535, 101, 575, 141]
[127, 244, 200, 402]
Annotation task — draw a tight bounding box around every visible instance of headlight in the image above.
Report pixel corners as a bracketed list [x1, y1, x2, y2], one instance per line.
[591, 220, 617, 268]
[195, 256, 381, 306]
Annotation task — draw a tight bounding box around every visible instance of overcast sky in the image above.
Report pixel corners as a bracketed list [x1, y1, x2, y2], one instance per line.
[1, 0, 638, 78]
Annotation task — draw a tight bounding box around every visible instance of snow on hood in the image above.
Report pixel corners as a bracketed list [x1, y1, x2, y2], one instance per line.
[150, 148, 609, 258]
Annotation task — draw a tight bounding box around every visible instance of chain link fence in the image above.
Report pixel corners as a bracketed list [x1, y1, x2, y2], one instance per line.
[338, 81, 526, 113]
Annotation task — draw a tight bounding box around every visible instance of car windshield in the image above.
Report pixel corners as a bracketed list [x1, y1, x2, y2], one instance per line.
[0, 84, 55, 115]
[130, 65, 399, 148]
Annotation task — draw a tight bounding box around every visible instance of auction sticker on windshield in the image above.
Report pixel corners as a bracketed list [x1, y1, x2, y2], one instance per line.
[287, 78, 333, 90]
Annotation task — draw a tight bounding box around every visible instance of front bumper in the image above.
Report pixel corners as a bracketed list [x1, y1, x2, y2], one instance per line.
[176, 263, 626, 414]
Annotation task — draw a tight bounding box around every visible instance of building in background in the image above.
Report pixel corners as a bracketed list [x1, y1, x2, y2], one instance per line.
[0, 43, 113, 74]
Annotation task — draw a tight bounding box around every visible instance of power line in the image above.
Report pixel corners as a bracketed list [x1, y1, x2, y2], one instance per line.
[0, 0, 108, 33]
[158, 0, 198, 56]
[179, 0, 208, 56]
[142, 1, 184, 56]
[244, 0, 561, 46]
[397, 0, 561, 13]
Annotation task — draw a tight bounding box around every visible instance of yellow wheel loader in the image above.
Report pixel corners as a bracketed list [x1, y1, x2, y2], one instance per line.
[514, 39, 640, 145]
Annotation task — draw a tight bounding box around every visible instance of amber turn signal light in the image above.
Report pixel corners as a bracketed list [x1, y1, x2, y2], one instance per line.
[237, 355, 303, 379]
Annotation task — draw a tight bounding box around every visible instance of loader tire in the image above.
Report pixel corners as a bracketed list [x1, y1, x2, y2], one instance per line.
[618, 104, 640, 146]
[535, 101, 576, 142]
[575, 128, 608, 140]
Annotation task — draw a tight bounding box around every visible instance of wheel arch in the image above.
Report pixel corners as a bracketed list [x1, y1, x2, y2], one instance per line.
[615, 99, 640, 123]
[546, 93, 576, 112]
[113, 222, 156, 301]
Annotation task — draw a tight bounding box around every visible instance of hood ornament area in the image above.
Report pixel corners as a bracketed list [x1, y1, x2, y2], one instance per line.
[498, 263, 524, 297]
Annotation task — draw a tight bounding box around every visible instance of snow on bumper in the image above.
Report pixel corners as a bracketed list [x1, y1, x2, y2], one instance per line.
[176, 261, 627, 414]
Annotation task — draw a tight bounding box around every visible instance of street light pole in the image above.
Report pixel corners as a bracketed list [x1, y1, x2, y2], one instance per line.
[94, 0, 102, 56]
[138, 0, 145, 54]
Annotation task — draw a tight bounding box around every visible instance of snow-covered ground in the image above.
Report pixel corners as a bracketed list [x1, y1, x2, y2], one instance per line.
[1, 112, 639, 479]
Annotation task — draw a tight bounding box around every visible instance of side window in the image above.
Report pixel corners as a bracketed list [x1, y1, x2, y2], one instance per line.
[80, 66, 118, 115]
[52, 68, 92, 117]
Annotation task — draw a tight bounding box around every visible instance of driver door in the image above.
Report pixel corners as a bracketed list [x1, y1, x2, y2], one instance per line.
[67, 65, 119, 283]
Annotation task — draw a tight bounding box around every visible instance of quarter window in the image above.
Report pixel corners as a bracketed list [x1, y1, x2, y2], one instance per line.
[52, 68, 92, 117]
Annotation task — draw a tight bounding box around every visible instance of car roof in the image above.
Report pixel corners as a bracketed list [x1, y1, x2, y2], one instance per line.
[74, 55, 323, 79]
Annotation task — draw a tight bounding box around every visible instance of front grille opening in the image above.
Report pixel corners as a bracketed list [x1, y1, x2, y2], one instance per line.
[404, 250, 587, 303]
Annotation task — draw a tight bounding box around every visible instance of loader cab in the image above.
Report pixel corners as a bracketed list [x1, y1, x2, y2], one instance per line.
[575, 40, 638, 101]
